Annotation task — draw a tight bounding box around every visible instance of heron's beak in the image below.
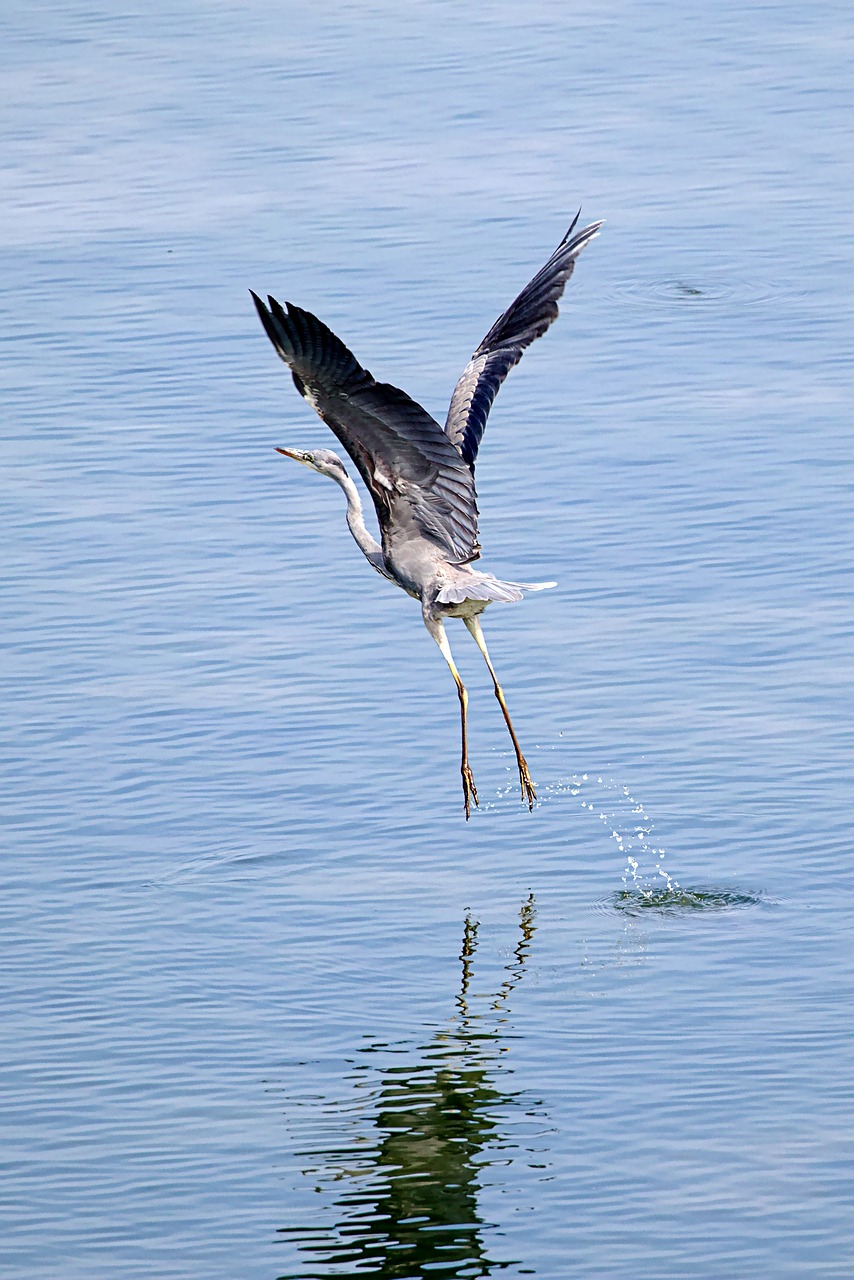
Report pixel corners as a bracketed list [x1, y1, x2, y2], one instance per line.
[275, 447, 307, 465]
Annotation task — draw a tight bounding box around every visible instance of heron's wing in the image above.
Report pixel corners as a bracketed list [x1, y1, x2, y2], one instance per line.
[251, 293, 480, 563]
[444, 215, 603, 469]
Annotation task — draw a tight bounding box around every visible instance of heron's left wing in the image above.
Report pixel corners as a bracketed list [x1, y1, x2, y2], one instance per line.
[444, 215, 603, 469]
[251, 292, 481, 563]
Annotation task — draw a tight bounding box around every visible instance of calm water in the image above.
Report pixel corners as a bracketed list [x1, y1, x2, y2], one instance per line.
[3, 1, 854, 1276]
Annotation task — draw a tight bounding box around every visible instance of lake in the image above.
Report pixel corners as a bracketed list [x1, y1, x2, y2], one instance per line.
[3, 1, 854, 1276]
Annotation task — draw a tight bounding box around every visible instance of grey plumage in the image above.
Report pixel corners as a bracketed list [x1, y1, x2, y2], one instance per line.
[252, 296, 479, 564]
[445, 212, 603, 469]
[252, 215, 602, 817]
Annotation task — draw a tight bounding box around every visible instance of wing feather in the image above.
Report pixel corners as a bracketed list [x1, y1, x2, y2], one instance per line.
[445, 215, 603, 468]
[252, 293, 480, 563]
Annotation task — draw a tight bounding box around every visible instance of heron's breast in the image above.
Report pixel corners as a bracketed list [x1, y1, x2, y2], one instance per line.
[383, 539, 441, 602]
[438, 597, 490, 620]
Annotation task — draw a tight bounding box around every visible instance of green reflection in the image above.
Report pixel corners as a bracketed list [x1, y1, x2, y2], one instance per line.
[277, 896, 537, 1279]
[612, 885, 765, 916]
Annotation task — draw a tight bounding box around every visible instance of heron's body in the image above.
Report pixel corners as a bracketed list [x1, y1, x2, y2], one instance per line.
[252, 214, 602, 816]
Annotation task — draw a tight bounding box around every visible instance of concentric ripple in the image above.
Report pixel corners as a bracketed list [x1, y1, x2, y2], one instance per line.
[608, 885, 768, 916]
[605, 276, 791, 308]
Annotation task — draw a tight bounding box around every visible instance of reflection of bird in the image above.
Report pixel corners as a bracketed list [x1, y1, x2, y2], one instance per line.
[277, 898, 538, 1280]
[252, 214, 602, 817]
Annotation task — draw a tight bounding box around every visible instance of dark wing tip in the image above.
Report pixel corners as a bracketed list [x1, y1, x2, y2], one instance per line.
[564, 208, 582, 239]
[562, 207, 605, 230]
[250, 289, 289, 358]
[564, 216, 605, 248]
[444, 212, 603, 469]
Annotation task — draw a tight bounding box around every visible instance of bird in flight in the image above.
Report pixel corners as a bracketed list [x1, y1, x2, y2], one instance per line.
[251, 213, 602, 818]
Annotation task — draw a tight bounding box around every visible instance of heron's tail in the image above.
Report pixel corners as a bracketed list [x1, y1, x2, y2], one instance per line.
[437, 574, 557, 605]
[512, 579, 557, 592]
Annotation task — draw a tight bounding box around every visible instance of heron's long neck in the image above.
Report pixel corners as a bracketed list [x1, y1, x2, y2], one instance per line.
[334, 469, 389, 577]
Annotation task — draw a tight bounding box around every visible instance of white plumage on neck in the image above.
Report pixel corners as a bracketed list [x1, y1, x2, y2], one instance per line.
[334, 467, 391, 580]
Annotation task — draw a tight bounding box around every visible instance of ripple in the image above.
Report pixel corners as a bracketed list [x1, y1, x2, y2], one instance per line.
[606, 276, 790, 308]
[604, 885, 769, 916]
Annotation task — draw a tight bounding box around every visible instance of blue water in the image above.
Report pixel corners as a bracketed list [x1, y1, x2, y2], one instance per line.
[3, 1, 854, 1276]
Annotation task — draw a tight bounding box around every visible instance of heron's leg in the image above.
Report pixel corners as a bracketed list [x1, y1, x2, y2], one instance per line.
[463, 615, 536, 811]
[425, 616, 479, 820]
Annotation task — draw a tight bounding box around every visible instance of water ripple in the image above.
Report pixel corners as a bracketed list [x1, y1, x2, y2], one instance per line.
[605, 885, 771, 916]
[604, 275, 799, 308]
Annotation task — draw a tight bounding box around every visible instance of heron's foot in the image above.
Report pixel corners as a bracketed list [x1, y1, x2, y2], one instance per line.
[517, 755, 537, 812]
[462, 763, 479, 821]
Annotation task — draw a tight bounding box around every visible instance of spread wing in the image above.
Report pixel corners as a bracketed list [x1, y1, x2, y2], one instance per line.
[251, 293, 480, 563]
[445, 214, 603, 469]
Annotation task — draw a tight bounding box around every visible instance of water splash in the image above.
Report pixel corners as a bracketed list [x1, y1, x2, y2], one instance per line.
[503, 758, 769, 918]
[611, 885, 766, 916]
[561, 772, 679, 897]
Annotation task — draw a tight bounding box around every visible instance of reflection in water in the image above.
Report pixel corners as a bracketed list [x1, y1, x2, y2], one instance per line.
[277, 898, 538, 1279]
[611, 885, 767, 916]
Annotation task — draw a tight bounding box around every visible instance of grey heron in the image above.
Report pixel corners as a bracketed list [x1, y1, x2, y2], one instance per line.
[251, 213, 602, 818]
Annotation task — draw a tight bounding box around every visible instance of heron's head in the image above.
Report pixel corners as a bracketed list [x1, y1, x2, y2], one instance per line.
[275, 446, 348, 482]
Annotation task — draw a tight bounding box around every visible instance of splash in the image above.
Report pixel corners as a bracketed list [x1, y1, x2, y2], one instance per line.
[556, 772, 679, 897]
[611, 885, 766, 916]
[538, 761, 769, 917]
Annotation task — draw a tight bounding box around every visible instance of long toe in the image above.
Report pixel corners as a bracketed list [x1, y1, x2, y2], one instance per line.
[462, 764, 479, 820]
[519, 759, 537, 811]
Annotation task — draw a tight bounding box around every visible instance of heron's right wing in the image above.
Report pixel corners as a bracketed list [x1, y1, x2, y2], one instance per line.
[251, 293, 480, 563]
[444, 215, 603, 469]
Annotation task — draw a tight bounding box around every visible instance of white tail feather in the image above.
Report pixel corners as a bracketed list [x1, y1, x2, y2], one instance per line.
[436, 575, 557, 605]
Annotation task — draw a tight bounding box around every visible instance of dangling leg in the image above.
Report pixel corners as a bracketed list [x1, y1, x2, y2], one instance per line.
[463, 615, 536, 811]
[425, 615, 479, 819]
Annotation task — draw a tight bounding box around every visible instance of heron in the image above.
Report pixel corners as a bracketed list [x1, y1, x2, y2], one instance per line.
[251, 213, 602, 818]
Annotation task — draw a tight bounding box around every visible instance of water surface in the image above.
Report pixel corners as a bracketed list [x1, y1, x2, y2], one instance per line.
[3, 1, 854, 1276]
